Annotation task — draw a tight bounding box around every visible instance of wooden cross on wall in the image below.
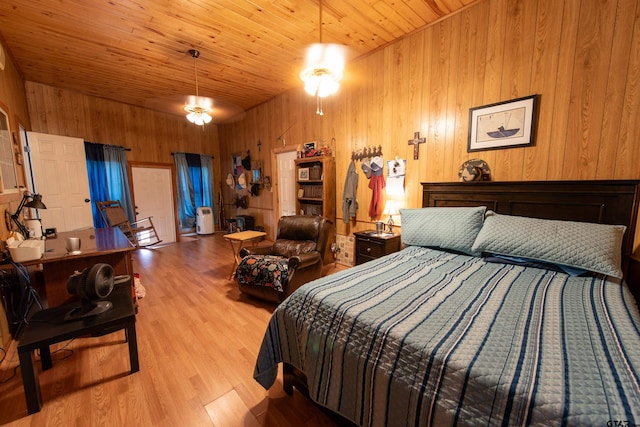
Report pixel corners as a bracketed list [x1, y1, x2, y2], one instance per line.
[408, 131, 426, 160]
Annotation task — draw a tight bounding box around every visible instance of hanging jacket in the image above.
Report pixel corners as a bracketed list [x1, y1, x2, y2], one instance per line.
[342, 160, 359, 223]
[368, 174, 385, 219]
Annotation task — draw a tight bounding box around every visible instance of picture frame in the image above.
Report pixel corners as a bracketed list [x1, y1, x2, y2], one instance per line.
[232, 153, 243, 176]
[298, 167, 309, 181]
[468, 95, 539, 152]
[252, 168, 262, 184]
[298, 189, 305, 198]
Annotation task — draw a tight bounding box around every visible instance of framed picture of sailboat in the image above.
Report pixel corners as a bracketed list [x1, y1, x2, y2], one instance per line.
[468, 94, 539, 152]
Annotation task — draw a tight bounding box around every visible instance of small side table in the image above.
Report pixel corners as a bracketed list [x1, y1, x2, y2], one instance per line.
[223, 230, 267, 279]
[354, 231, 401, 265]
[17, 283, 138, 414]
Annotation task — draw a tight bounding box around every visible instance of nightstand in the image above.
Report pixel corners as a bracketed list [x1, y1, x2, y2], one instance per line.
[354, 231, 401, 265]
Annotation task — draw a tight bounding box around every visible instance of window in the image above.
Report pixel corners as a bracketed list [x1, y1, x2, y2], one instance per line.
[0, 107, 19, 193]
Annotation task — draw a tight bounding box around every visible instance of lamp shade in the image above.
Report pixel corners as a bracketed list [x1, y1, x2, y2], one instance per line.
[383, 200, 400, 216]
[25, 194, 46, 210]
[300, 43, 346, 98]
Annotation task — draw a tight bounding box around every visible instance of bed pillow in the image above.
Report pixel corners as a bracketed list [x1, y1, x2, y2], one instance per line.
[483, 254, 590, 276]
[471, 212, 626, 278]
[400, 206, 486, 255]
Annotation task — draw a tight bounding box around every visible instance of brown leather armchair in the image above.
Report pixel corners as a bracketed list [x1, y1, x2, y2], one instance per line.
[235, 215, 333, 303]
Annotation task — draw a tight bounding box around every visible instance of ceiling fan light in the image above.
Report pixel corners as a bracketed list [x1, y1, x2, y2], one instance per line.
[184, 104, 213, 126]
[301, 68, 341, 97]
[303, 43, 345, 72]
[185, 49, 214, 126]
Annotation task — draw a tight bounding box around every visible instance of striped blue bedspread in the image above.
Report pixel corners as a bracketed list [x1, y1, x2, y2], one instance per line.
[254, 246, 640, 426]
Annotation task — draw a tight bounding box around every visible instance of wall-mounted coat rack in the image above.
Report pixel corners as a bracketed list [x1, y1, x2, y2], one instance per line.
[351, 145, 382, 161]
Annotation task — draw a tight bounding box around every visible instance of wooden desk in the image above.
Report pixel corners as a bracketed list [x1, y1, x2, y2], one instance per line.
[14, 228, 135, 307]
[223, 230, 266, 279]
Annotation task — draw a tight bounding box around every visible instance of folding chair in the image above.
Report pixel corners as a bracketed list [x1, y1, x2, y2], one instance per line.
[96, 200, 162, 248]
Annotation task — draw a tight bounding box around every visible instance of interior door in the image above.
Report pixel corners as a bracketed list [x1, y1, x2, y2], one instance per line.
[26, 132, 93, 232]
[277, 150, 297, 217]
[131, 165, 176, 244]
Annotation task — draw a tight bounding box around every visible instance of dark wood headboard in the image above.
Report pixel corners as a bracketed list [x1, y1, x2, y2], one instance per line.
[422, 180, 640, 301]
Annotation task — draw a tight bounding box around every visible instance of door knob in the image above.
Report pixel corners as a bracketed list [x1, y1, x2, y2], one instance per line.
[84, 198, 91, 203]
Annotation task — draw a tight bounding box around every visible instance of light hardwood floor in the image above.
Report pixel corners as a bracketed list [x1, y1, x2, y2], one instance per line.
[0, 233, 348, 426]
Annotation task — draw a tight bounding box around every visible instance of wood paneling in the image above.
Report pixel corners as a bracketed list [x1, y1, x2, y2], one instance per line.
[24, 82, 223, 221]
[218, 0, 640, 249]
[0, 0, 481, 119]
[0, 39, 31, 240]
[2, 0, 640, 253]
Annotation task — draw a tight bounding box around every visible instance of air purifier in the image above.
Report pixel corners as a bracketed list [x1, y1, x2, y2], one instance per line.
[196, 206, 215, 234]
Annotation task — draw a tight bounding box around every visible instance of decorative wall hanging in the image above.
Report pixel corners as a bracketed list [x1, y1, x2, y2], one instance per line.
[407, 132, 426, 159]
[226, 173, 235, 189]
[386, 157, 406, 195]
[468, 95, 539, 152]
[232, 153, 243, 176]
[458, 159, 491, 182]
[351, 145, 382, 161]
[241, 150, 251, 170]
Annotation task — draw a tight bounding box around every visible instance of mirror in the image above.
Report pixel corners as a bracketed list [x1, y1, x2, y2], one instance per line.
[0, 107, 19, 193]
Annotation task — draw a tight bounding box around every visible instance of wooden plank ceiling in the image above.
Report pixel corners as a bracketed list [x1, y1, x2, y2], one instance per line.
[0, 0, 478, 122]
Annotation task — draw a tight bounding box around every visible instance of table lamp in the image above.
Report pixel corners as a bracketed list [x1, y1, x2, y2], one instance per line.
[383, 200, 400, 233]
[10, 193, 47, 238]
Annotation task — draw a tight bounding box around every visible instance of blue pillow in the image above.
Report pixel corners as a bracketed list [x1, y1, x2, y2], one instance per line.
[471, 212, 626, 278]
[400, 206, 486, 256]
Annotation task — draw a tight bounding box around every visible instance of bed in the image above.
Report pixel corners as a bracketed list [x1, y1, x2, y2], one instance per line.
[254, 180, 640, 426]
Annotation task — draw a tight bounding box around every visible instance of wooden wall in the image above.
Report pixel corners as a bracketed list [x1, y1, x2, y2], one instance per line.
[0, 38, 31, 346]
[0, 38, 32, 238]
[218, 0, 640, 248]
[25, 81, 222, 179]
[22, 81, 222, 241]
[2, 0, 640, 246]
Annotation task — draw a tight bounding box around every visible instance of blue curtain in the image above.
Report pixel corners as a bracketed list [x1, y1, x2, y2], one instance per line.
[175, 153, 196, 229]
[174, 152, 216, 229]
[85, 142, 109, 228]
[103, 145, 135, 222]
[85, 142, 134, 228]
[186, 153, 202, 209]
[200, 154, 216, 224]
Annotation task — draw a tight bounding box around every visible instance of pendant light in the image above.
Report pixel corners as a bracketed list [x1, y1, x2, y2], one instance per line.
[184, 49, 213, 126]
[299, 0, 346, 115]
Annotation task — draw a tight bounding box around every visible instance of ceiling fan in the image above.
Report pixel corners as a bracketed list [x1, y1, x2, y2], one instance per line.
[147, 49, 244, 125]
[184, 49, 213, 125]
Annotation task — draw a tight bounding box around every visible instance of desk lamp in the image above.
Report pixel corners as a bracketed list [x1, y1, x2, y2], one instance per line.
[10, 193, 47, 238]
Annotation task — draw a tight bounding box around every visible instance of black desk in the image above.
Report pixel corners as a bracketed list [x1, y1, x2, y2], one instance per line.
[17, 283, 139, 414]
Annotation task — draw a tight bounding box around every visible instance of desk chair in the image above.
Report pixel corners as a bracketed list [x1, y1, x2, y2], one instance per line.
[96, 200, 161, 248]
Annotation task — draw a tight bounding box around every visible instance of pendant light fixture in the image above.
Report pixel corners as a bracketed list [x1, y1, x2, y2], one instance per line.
[184, 49, 213, 126]
[299, 0, 346, 115]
